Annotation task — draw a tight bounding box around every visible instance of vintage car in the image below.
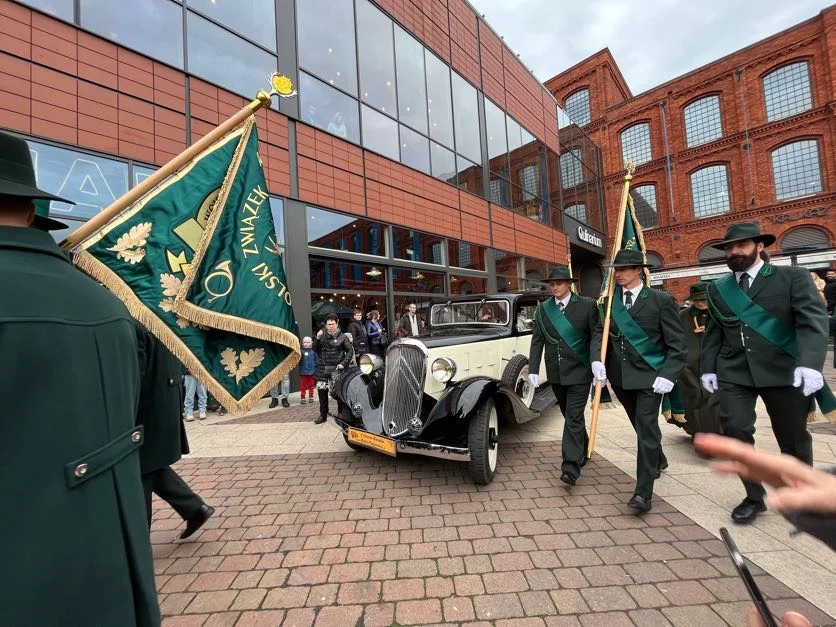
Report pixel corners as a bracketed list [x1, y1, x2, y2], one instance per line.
[330, 292, 551, 484]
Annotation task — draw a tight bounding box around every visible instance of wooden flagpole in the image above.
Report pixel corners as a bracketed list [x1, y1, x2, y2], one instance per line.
[587, 161, 635, 457]
[60, 91, 273, 250]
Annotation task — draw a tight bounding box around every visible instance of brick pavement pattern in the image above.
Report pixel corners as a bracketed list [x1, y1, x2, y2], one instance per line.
[150, 442, 834, 626]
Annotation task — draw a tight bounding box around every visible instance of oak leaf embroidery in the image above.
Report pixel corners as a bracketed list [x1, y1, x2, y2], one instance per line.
[108, 222, 152, 264]
[220, 347, 265, 384]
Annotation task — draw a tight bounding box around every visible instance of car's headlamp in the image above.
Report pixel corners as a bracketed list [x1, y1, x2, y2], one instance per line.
[431, 357, 457, 383]
[358, 353, 383, 375]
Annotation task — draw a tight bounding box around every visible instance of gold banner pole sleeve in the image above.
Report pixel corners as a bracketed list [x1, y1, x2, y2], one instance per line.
[587, 161, 634, 457]
[60, 91, 273, 250]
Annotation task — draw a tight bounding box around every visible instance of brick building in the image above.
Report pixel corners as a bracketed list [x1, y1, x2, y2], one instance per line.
[1, 0, 608, 336]
[545, 6, 836, 299]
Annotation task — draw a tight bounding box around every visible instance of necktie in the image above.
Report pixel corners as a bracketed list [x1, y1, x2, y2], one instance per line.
[624, 291, 633, 309]
[738, 273, 750, 293]
[558, 301, 564, 311]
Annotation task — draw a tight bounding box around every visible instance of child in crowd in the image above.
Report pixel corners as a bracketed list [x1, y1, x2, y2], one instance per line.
[299, 336, 318, 403]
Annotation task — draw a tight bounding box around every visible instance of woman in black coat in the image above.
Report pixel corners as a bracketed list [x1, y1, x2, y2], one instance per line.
[312, 313, 353, 424]
[347, 308, 368, 355]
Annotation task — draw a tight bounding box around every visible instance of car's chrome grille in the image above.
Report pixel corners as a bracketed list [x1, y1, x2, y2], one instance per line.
[381, 341, 427, 436]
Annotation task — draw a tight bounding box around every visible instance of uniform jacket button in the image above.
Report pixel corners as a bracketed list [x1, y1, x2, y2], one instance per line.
[131, 431, 142, 443]
[74, 463, 89, 478]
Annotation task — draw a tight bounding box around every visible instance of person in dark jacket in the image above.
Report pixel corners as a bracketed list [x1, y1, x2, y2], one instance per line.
[313, 313, 353, 424]
[135, 323, 214, 539]
[365, 309, 386, 357]
[347, 307, 368, 355]
[0, 131, 160, 626]
[398, 302, 426, 337]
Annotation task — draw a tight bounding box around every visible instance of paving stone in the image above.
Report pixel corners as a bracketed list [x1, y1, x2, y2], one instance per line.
[261, 586, 309, 610]
[581, 565, 633, 586]
[281, 607, 316, 627]
[315, 605, 363, 627]
[578, 612, 635, 627]
[661, 605, 726, 626]
[473, 593, 525, 620]
[483, 571, 529, 594]
[362, 602, 395, 627]
[552, 568, 588, 589]
[518, 590, 557, 616]
[395, 599, 443, 625]
[664, 559, 722, 580]
[623, 562, 677, 584]
[657, 580, 716, 606]
[184, 591, 237, 614]
[580, 586, 637, 612]
[627, 609, 672, 626]
[337, 581, 381, 605]
[230, 589, 266, 612]
[626, 584, 669, 609]
[549, 589, 590, 615]
[443, 596, 476, 622]
[382, 578, 425, 602]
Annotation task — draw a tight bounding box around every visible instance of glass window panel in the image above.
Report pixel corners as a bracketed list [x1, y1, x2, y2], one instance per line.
[311, 292, 389, 329]
[425, 51, 454, 148]
[300, 71, 360, 141]
[698, 243, 726, 265]
[565, 203, 587, 222]
[307, 206, 385, 256]
[690, 164, 730, 218]
[450, 275, 487, 295]
[780, 227, 829, 254]
[763, 62, 812, 122]
[524, 257, 550, 291]
[391, 267, 445, 293]
[631, 184, 659, 229]
[563, 89, 591, 126]
[356, 0, 396, 114]
[132, 164, 157, 188]
[451, 72, 481, 164]
[81, 0, 183, 68]
[485, 98, 508, 163]
[559, 149, 583, 189]
[17, 0, 73, 20]
[684, 95, 723, 147]
[519, 164, 538, 201]
[361, 105, 399, 160]
[269, 197, 285, 247]
[556, 104, 573, 130]
[394, 27, 428, 134]
[456, 154, 483, 197]
[27, 140, 128, 220]
[310, 259, 387, 291]
[187, 0, 275, 50]
[297, 0, 357, 94]
[49, 217, 88, 244]
[430, 141, 456, 185]
[489, 175, 509, 208]
[620, 123, 652, 166]
[399, 124, 430, 175]
[771, 140, 822, 201]
[506, 116, 523, 152]
[391, 227, 444, 264]
[187, 11, 276, 98]
[448, 240, 486, 270]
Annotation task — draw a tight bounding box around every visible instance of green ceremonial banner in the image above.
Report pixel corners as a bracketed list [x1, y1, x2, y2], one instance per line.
[598, 194, 650, 301]
[75, 117, 300, 413]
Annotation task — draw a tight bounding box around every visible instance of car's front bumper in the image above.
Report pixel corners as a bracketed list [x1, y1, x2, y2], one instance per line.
[331, 416, 470, 462]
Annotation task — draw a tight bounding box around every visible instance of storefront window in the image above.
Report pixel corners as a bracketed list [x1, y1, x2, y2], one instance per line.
[297, 0, 357, 95]
[391, 268, 445, 294]
[361, 105, 399, 161]
[80, 0, 184, 68]
[187, 0, 275, 50]
[299, 72, 360, 141]
[310, 258, 387, 291]
[132, 164, 157, 187]
[448, 240, 486, 271]
[187, 11, 276, 99]
[425, 51, 454, 149]
[356, 0, 396, 115]
[449, 275, 487, 295]
[307, 207, 385, 256]
[391, 227, 444, 264]
[395, 27, 428, 134]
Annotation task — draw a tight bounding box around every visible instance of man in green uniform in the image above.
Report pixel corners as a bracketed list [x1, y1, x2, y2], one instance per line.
[136, 323, 215, 539]
[528, 265, 599, 486]
[591, 249, 686, 513]
[700, 223, 828, 524]
[0, 131, 160, 625]
[678, 282, 722, 438]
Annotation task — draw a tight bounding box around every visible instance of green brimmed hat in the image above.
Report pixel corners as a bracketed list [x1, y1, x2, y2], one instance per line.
[710, 222, 775, 249]
[688, 282, 708, 301]
[607, 249, 654, 268]
[547, 264, 579, 282]
[0, 131, 73, 230]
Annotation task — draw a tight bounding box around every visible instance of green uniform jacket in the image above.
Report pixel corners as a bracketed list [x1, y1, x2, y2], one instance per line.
[591, 286, 686, 390]
[135, 322, 189, 474]
[0, 227, 160, 626]
[678, 306, 721, 435]
[528, 293, 598, 386]
[701, 265, 828, 387]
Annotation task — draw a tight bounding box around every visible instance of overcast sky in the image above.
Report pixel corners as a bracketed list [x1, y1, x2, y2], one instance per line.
[468, 0, 830, 95]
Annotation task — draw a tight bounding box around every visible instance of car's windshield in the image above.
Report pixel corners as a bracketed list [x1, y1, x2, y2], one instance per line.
[430, 299, 509, 326]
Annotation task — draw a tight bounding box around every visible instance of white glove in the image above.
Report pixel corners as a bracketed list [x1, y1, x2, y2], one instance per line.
[591, 361, 607, 383]
[793, 367, 823, 397]
[652, 377, 674, 395]
[701, 373, 718, 394]
[528, 373, 539, 387]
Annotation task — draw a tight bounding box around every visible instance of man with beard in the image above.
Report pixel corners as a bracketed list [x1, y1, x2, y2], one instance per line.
[700, 223, 828, 524]
[591, 249, 686, 514]
[677, 282, 722, 438]
[824, 268, 836, 315]
[527, 265, 599, 486]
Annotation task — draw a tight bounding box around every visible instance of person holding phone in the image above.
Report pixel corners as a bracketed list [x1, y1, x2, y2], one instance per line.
[313, 313, 353, 425]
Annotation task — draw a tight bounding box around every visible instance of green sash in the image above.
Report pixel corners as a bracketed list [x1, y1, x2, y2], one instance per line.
[713, 273, 799, 357]
[610, 290, 665, 370]
[536, 298, 590, 366]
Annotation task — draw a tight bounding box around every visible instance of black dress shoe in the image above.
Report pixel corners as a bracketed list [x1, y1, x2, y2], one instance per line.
[179, 505, 215, 540]
[268, 398, 278, 408]
[281, 397, 290, 408]
[731, 499, 766, 524]
[627, 494, 652, 514]
[314, 416, 327, 424]
[559, 472, 576, 486]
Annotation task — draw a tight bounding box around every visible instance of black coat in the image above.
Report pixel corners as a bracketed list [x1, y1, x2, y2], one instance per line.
[347, 319, 368, 353]
[678, 306, 721, 435]
[313, 330, 353, 381]
[135, 322, 189, 474]
[528, 293, 598, 386]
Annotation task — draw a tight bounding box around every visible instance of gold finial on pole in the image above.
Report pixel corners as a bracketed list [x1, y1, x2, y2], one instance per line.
[624, 160, 635, 179]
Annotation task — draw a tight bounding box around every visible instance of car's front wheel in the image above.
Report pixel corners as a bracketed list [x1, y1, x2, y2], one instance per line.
[501, 354, 534, 407]
[468, 397, 499, 484]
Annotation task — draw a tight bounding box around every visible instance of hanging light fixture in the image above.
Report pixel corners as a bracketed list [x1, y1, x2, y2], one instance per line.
[366, 267, 382, 277]
[412, 272, 425, 280]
